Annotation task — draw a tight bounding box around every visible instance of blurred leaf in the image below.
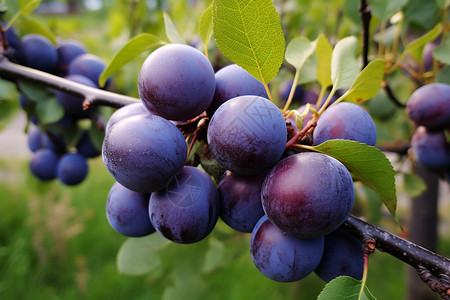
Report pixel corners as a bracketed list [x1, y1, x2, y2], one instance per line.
[18, 80, 52, 102]
[331, 36, 359, 90]
[285, 37, 315, 70]
[162, 267, 206, 300]
[17, 17, 56, 44]
[163, 12, 186, 44]
[18, 0, 40, 15]
[402, 24, 442, 57]
[340, 59, 385, 104]
[312, 140, 397, 219]
[285, 37, 317, 95]
[117, 234, 170, 276]
[99, 34, 166, 87]
[433, 34, 450, 65]
[199, 4, 214, 56]
[89, 124, 105, 152]
[402, 172, 427, 197]
[317, 276, 376, 300]
[202, 237, 226, 273]
[403, 0, 439, 30]
[367, 0, 406, 21]
[212, 0, 285, 84]
[35, 97, 64, 124]
[297, 53, 318, 84]
[316, 34, 333, 88]
[436, 66, 450, 84]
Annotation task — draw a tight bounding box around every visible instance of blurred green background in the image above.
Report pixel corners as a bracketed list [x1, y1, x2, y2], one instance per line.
[0, 0, 449, 299]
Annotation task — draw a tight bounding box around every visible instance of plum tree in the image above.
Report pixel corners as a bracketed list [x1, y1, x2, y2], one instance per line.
[102, 113, 187, 193]
[106, 182, 155, 237]
[207, 63, 267, 115]
[250, 215, 324, 282]
[217, 170, 266, 233]
[261, 152, 355, 238]
[313, 102, 377, 146]
[149, 166, 219, 244]
[207, 95, 287, 176]
[138, 44, 215, 121]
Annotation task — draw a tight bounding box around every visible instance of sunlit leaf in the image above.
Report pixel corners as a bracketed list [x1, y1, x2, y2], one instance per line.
[402, 24, 442, 57]
[312, 140, 397, 219]
[331, 36, 359, 90]
[368, 0, 407, 21]
[199, 4, 214, 56]
[317, 276, 376, 300]
[433, 34, 450, 65]
[212, 0, 285, 84]
[99, 33, 166, 87]
[316, 34, 333, 88]
[163, 12, 186, 44]
[340, 59, 385, 104]
[17, 17, 56, 44]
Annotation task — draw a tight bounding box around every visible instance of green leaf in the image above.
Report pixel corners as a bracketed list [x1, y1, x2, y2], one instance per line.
[18, 80, 53, 102]
[202, 237, 226, 273]
[367, 0, 407, 21]
[297, 53, 318, 84]
[117, 234, 170, 276]
[331, 36, 359, 90]
[433, 34, 450, 65]
[312, 140, 397, 219]
[19, 0, 41, 15]
[35, 97, 64, 124]
[17, 17, 57, 44]
[317, 276, 376, 300]
[285, 37, 315, 70]
[316, 34, 333, 88]
[199, 4, 214, 51]
[99, 33, 166, 87]
[212, 0, 285, 84]
[163, 12, 186, 44]
[402, 24, 442, 58]
[402, 172, 427, 197]
[339, 59, 385, 104]
[88, 125, 105, 152]
[403, 0, 440, 30]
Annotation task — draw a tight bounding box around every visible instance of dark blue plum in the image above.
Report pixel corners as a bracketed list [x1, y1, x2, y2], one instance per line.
[1, 23, 20, 50]
[19, 93, 30, 110]
[278, 79, 303, 104]
[55, 40, 88, 76]
[102, 113, 187, 193]
[313, 102, 377, 146]
[17, 34, 58, 72]
[315, 228, 364, 282]
[303, 89, 319, 105]
[411, 126, 450, 172]
[57, 152, 89, 186]
[29, 148, 59, 181]
[406, 83, 450, 131]
[55, 74, 97, 118]
[105, 102, 148, 133]
[43, 132, 66, 154]
[106, 182, 155, 237]
[68, 53, 110, 88]
[262, 152, 355, 238]
[138, 44, 215, 121]
[76, 130, 101, 158]
[207, 64, 267, 115]
[27, 127, 45, 152]
[218, 170, 266, 233]
[250, 215, 324, 282]
[207, 95, 287, 176]
[149, 166, 219, 244]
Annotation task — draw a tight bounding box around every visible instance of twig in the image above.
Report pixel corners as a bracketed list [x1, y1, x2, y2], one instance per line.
[359, 0, 371, 68]
[383, 80, 407, 108]
[0, 58, 139, 109]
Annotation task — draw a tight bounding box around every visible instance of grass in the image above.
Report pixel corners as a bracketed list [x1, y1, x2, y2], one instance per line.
[0, 156, 448, 299]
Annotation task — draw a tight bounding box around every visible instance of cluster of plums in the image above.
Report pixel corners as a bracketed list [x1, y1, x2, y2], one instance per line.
[102, 43, 370, 283]
[1, 25, 110, 186]
[407, 83, 450, 180]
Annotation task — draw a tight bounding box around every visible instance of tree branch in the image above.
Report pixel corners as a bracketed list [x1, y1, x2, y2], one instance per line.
[343, 215, 450, 280]
[0, 58, 139, 108]
[359, 0, 371, 68]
